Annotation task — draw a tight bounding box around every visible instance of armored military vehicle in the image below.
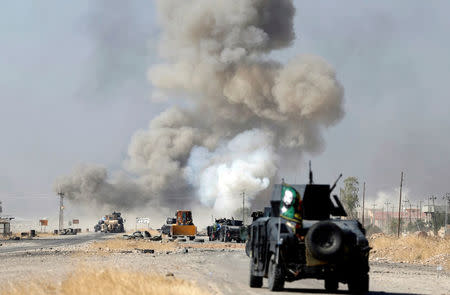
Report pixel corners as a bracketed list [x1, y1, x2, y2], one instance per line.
[207, 218, 246, 242]
[246, 171, 370, 293]
[95, 212, 125, 233]
[159, 217, 176, 235]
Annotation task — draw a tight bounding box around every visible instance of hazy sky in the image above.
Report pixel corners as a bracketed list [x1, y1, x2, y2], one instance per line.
[1, 1, 450, 219]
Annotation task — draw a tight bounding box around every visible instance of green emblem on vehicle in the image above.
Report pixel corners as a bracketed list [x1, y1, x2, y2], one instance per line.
[280, 184, 302, 224]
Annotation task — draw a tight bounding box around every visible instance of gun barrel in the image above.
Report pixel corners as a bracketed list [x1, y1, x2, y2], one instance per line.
[330, 173, 343, 193]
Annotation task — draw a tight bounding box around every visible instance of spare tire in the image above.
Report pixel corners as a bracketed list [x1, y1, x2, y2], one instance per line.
[305, 221, 343, 261]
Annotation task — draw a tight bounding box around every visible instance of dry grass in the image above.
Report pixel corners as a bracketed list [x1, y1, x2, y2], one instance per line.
[370, 234, 450, 269]
[88, 237, 245, 254]
[2, 268, 210, 295]
[89, 239, 179, 253]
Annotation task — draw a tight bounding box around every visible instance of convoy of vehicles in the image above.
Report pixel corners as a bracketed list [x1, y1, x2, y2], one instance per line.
[89, 172, 369, 294]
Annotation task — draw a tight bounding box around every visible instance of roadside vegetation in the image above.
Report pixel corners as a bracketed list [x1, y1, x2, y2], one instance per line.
[370, 234, 450, 269]
[2, 267, 210, 295]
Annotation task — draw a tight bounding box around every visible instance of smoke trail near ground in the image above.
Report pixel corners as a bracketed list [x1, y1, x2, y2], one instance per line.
[55, 0, 345, 216]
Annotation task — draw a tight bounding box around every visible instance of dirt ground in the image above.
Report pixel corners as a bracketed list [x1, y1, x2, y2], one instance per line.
[0, 235, 449, 295]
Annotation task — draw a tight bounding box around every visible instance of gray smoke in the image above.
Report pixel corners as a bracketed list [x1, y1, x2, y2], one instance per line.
[80, 0, 155, 100]
[55, 0, 345, 215]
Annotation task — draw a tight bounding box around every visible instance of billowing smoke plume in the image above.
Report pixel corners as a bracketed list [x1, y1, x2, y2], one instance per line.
[55, 0, 345, 216]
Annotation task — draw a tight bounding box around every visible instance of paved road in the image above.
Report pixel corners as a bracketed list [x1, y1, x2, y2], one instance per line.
[0, 232, 113, 254]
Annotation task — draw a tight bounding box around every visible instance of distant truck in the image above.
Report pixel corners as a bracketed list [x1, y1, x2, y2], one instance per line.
[159, 210, 196, 240]
[160, 217, 176, 235]
[94, 212, 125, 233]
[207, 218, 246, 243]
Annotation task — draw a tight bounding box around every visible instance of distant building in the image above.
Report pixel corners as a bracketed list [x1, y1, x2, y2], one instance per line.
[0, 201, 14, 236]
[366, 208, 426, 229]
[0, 218, 12, 236]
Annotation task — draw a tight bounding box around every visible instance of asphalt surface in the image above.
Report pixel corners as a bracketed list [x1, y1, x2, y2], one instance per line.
[0, 232, 112, 254]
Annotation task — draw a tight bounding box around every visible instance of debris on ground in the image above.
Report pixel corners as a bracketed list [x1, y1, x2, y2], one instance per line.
[149, 235, 162, 241]
[135, 248, 155, 254]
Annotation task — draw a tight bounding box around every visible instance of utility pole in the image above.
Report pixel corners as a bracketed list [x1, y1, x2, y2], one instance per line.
[403, 199, 411, 225]
[444, 193, 450, 237]
[362, 182, 366, 227]
[242, 191, 245, 225]
[57, 191, 65, 233]
[430, 195, 437, 231]
[417, 201, 422, 220]
[372, 203, 376, 226]
[409, 202, 412, 223]
[384, 201, 391, 233]
[397, 172, 404, 238]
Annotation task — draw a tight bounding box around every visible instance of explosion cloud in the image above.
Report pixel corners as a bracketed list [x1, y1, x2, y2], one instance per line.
[55, 0, 345, 216]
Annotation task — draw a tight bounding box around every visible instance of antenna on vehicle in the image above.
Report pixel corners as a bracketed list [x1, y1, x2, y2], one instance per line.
[309, 161, 313, 184]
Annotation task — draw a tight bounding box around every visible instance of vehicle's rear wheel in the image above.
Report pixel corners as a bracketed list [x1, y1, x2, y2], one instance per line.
[324, 277, 338, 292]
[249, 260, 263, 288]
[347, 273, 369, 294]
[250, 274, 263, 288]
[268, 254, 284, 291]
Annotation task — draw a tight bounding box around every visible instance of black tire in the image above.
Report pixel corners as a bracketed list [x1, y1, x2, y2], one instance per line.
[305, 221, 343, 261]
[268, 254, 284, 291]
[348, 273, 369, 294]
[250, 273, 263, 288]
[249, 260, 263, 288]
[225, 231, 231, 242]
[324, 277, 339, 292]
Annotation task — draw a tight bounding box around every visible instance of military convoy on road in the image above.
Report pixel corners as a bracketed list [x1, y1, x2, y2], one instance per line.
[246, 171, 370, 293]
[90, 171, 369, 294]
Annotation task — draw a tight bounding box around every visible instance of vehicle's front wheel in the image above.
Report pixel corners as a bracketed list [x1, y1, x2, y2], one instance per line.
[268, 254, 284, 291]
[348, 273, 369, 294]
[324, 277, 338, 292]
[249, 260, 263, 289]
